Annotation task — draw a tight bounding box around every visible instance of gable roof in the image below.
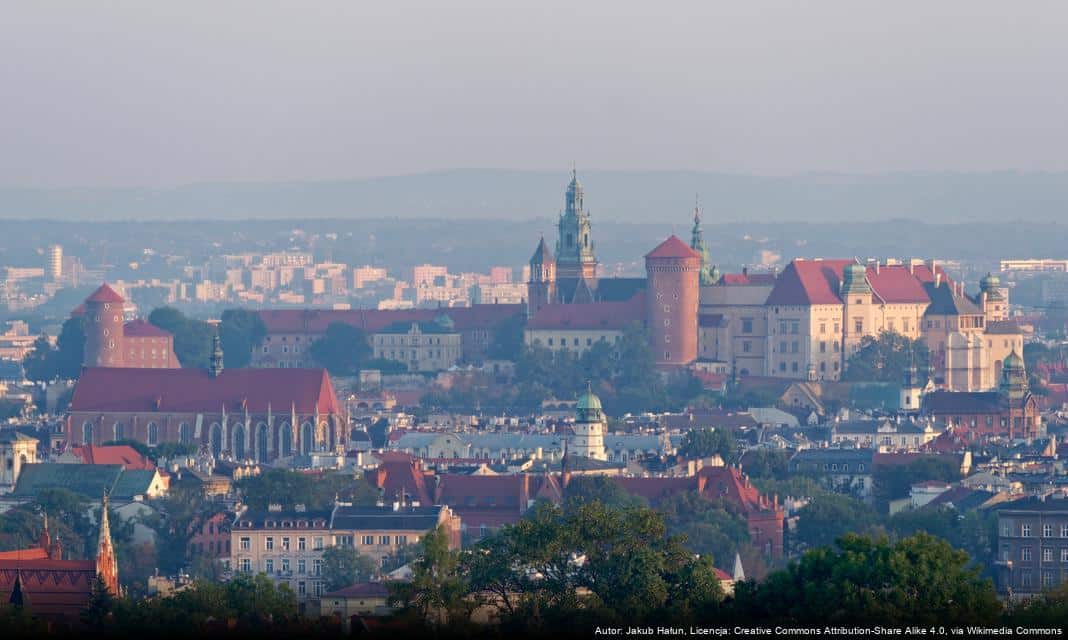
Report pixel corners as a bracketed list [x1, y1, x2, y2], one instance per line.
[331, 505, 444, 531]
[527, 292, 646, 331]
[646, 235, 702, 260]
[257, 305, 523, 335]
[923, 282, 983, 316]
[123, 319, 172, 338]
[13, 463, 123, 499]
[69, 367, 340, 414]
[68, 445, 155, 470]
[922, 390, 1002, 414]
[766, 259, 950, 306]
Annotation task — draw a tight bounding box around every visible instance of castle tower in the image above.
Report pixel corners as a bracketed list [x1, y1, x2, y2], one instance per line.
[645, 235, 702, 368]
[555, 169, 598, 282]
[96, 493, 120, 595]
[527, 236, 556, 317]
[840, 263, 874, 360]
[83, 283, 126, 368]
[690, 199, 715, 285]
[979, 273, 1008, 322]
[570, 384, 606, 460]
[999, 348, 1028, 401]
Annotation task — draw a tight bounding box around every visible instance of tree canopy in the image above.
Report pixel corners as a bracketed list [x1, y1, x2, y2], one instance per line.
[21, 316, 85, 382]
[148, 307, 214, 368]
[321, 545, 376, 591]
[842, 331, 929, 384]
[219, 308, 267, 369]
[308, 322, 372, 377]
[680, 427, 736, 462]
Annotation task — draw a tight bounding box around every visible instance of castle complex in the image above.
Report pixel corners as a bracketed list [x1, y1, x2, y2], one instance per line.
[525, 172, 1024, 392]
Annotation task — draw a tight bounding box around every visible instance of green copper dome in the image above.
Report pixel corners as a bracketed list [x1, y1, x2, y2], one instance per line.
[577, 389, 602, 411]
[980, 272, 1000, 290]
[1003, 348, 1024, 370]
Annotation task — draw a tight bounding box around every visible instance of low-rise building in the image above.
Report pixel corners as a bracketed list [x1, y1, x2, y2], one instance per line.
[372, 319, 462, 373]
[994, 495, 1068, 598]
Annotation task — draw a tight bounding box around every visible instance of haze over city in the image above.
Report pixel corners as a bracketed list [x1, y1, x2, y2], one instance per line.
[2, 2, 1068, 638]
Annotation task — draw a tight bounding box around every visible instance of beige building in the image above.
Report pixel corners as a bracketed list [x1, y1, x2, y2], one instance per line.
[703, 259, 1022, 390]
[230, 503, 460, 605]
[372, 320, 462, 373]
[0, 431, 38, 493]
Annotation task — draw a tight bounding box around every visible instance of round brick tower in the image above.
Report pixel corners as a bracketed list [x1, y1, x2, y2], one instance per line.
[83, 283, 126, 368]
[645, 235, 701, 368]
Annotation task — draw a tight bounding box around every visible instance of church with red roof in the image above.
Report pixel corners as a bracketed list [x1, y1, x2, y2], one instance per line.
[65, 332, 346, 463]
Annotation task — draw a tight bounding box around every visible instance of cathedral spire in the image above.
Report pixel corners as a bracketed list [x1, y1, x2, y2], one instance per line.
[96, 492, 119, 596]
[690, 195, 715, 285]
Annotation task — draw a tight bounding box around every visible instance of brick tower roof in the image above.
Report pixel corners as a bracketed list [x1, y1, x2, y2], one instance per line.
[645, 235, 701, 260]
[85, 283, 125, 304]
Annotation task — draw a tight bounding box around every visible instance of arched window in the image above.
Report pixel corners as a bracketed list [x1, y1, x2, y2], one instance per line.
[82, 423, 94, 445]
[256, 424, 269, 463]
[147, 422, 159, 446]
[280, 422, 293, 457]
[114, 423, 126, 441]
[233, 425, 246, 460]
[210, 423, 223, 459]
[178, 423, 192, 444]
[301, 422, 314, 454]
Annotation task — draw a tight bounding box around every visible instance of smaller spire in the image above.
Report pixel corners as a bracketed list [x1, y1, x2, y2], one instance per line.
[210, 333, 224, 378]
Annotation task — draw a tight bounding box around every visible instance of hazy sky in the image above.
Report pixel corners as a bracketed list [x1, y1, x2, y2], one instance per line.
[3, 1, 1068, 187]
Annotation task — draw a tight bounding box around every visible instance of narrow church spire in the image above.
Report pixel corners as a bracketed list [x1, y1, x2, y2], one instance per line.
[690, 195, 715, 285]
[96, 492, 119, 596]
[210, 332, 224, 378]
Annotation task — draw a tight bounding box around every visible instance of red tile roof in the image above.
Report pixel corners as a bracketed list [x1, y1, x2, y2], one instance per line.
[645, 235, 702, 260]
[85, 283, 125, 304]
[0, 547, 49, 561]
[0, 558, 96, 618]
[69, 445, 156, 470]
[123, 319, 173, 338]
[68, 367, 340, 414]
[722, 272, 777, 285]
[526, 292, 645, 330]
[258, 305, 523, 334]
[766, 259, 950, 306]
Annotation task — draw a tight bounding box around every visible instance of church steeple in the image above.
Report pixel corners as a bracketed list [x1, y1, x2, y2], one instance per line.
[95, 493, 119, 596]
[556, 168, 598, 282]
[690, 196, 715, 285]
[527, 236, 556, 317]
[210, 333, 224, 378]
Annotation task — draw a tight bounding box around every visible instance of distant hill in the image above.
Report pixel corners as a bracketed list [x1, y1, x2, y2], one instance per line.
[3, 169, 1068, 223]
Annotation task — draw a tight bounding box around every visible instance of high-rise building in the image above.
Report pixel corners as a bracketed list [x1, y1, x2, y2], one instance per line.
[47, 244, 63, 281]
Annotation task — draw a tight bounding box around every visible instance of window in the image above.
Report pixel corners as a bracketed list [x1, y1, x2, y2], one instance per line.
[147, 422, 158, 446]
[314, 559, 322, 576]
[298, 581, 306, 596]
[282, 558, 290, 573]
[362, 535, 374, 546]
[1043, 571, 1056, 587]
[1043, 548, 1053, 562]
[854, 319, 863, 333]
[265, 559, 274, 573]
[240, 559, 251, 572]
[379, 535, 390, 545]
[1021, 547, 1032, 561]
[315, 582, 324, 597]
[1061, 525, 1068, 538]
[266, 537, 274, 550]
[313, 537, 324, 550]
[298, 559, 306, 574]
[1044, 524, 1053, 538]
[240, 537, 251, 551]
[791, 341, 799, 353]
[1061, 549, 1068, 562]
[743, 341, 752, 353]
[1023, 524, 1032, 537]
[779, 341, 787, 353]
[282, 537, 290, 550]
[742, 318, 753, 333]
[819, 323, 826, 334]
[298, 537, 306, 551]
[395, 535, 408, 545]
[819, 341, 826, 353]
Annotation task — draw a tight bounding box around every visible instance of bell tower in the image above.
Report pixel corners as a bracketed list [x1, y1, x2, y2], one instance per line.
[555, 169, 598, 282]
[527, 236, 556, 317]
[83, 283, 126, 368]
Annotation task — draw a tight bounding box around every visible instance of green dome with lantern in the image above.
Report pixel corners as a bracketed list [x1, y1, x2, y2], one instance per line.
[576, 384, 604, 422]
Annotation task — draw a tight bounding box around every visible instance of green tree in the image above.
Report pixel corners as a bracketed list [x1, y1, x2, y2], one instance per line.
[219, 308, 267, 368]
[741, 449, 791, 481]
[842, 331, 930, 384]
[794, 493, 881, 551]
[148, 307, 214, 368]
[730, 533, 1001, 626]
[873, 457, 962, 512]
[55, 316, 86, 378]
[680, 427, 736, 461]
[321, 545, 376, 590]
[487, 312, 526, 360]
[236, 469, 379, 511]
[564, 475, 645, 509]
[308, 322, 371, 376]
[657, 492, 751, 571]
[390, 525, 470, 628]
[22, 335, 57, 382]
[81, 575, 116, 630]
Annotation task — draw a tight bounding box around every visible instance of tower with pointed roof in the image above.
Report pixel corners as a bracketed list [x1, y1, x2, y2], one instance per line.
[210, 332, 225, 378]
[979, 272, 1008, 322]
[841, 262, 875, 360]
[95, 493, 119, 596]
[570, 384, 606, 460]
[555, 169, 598, 282]
[646, 235, 702, 368]
[527, 236, 557, 318]
[690, 198, 715, 285]
[84, 283, 126, 368]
